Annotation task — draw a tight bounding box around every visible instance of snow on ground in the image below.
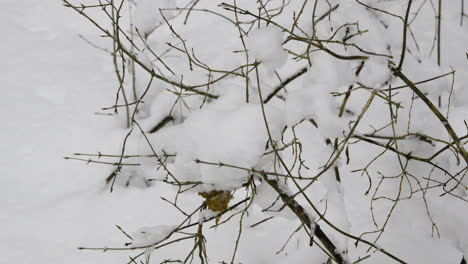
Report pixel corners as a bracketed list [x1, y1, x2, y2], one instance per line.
[2, 0, 468, 264]
[0, 1, 177, 263]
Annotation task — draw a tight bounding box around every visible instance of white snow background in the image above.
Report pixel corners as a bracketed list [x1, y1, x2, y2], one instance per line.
[2, 0, 468, 263]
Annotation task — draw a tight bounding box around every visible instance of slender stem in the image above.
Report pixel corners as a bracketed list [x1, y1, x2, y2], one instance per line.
[397, 0, 413, 71]
[437, 0, 442, 65]
[392, 69, 468, 166]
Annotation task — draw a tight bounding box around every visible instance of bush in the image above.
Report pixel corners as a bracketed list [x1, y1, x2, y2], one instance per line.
[64, 0, 468, 263]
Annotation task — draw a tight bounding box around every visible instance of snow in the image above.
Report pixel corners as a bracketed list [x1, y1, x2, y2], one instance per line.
[174, 103, 285, 191]
[247, 26, 288, 69]
[1, 1, 179, 263]
[3, 0, 468, 263]
[131, 225, 176, 247]
[133, 0, 176, 36]
[285, 78, 347, 138]
[198, 208, 218, 224]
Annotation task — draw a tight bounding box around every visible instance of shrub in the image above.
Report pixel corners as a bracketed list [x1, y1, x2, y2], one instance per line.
[65, 0, 468, 263]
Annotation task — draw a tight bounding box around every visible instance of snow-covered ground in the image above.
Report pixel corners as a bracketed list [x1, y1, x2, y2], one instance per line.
[2, 0, 468, 263]
[1, 1, 172, 263]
